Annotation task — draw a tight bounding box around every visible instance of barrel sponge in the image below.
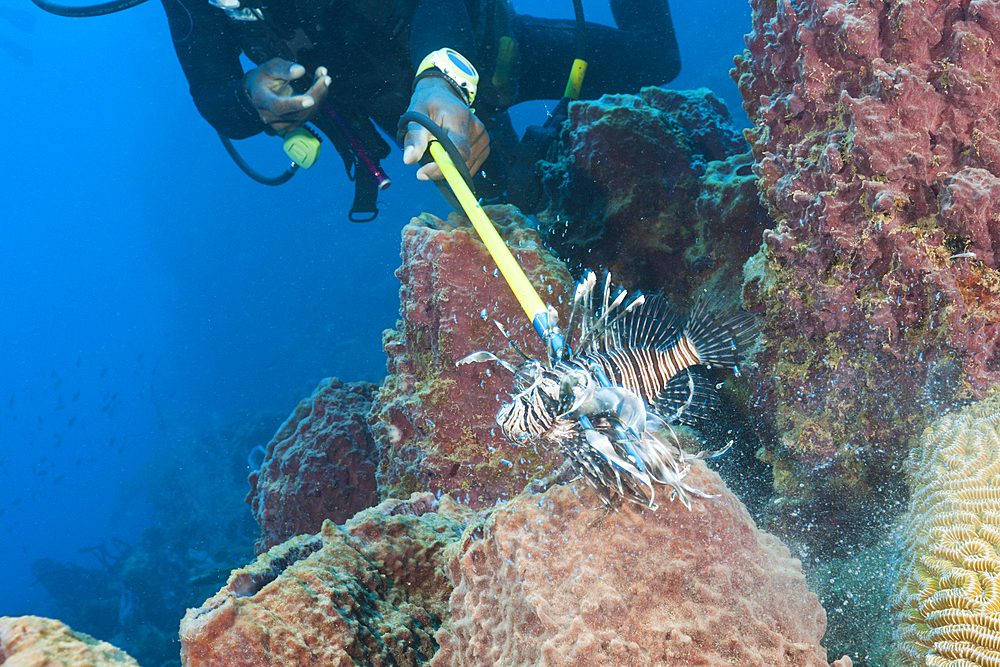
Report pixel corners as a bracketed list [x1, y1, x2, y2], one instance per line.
[891, 389, 1000, 667]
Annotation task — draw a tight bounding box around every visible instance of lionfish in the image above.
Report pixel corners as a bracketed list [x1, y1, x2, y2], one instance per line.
[459, 272, 757, 510]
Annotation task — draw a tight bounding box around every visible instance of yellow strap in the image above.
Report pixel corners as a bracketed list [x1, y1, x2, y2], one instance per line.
[428, 141, 548, 327]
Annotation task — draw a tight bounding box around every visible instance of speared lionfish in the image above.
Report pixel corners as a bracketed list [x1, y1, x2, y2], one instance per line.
[459, 272, 757, 510]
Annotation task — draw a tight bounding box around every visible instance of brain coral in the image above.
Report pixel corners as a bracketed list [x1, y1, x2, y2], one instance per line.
[432, 463, 835, 667]
[891, 389, 1000, 666]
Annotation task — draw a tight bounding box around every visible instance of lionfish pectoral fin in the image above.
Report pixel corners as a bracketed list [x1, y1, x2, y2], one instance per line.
[456, 350, 520, 375]
[654, 368, 720, 425]
[583, 428, 655, 503]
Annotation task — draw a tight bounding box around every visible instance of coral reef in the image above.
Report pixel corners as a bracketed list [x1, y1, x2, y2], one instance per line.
[536, 87, 768, 303]
[732, 0, 1000, 550]
[180, 493, 475, 667]
[432, 464, 834, 667]
[247, 378, 380, 553]
[369, 206, 571, 507]
[890, 388, 1000, 667]
[0, 615, 140, 666]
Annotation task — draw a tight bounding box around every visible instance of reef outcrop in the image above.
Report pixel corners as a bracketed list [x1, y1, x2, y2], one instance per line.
[247, 378, 380, 554]
[536, 87, 769, 303]
[182, 471, 847, 667]
[179, 493, 474, 667]
[369, 206, 572, 508]
[733, 0, 1000, 548]
[432, 465, 833, 667]
[891, 389, 1000, 667]
[0, 615, 140, 666]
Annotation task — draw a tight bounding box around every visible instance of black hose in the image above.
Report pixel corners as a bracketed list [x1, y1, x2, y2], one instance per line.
[397, 111, 477, 197]
[30, 0, 150, 18]
[571, 0, 585, 61]
[218, 133, 299, 186]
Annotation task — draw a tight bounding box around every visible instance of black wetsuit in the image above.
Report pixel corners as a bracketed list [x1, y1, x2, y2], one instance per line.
[159, 0, 679, 209]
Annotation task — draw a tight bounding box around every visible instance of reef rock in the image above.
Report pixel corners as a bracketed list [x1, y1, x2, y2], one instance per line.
[536, 87, 768, 303]
[432, 464, 836, 667]
[732, 0, 1000, 549]
[369, 206, 571, 508]
[180, 493, 474, 667]
[0, 615, 139, 666]
[247, 377, 380, 554]
[891, 388, 1000, 666]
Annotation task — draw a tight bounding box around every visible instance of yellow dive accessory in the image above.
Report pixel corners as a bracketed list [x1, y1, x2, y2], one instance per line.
[282, 126, 321, 168]
[415, 48, 480, 105]
[492, 36, 518, 107]
[564, 58, 587, 100]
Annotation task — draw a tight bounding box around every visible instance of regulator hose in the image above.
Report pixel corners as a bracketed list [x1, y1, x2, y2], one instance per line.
[218, 133, 299, 186]
[30, 0, 151, 18]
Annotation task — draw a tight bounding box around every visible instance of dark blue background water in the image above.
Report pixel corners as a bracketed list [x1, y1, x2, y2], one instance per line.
[0, 0, 750, 626]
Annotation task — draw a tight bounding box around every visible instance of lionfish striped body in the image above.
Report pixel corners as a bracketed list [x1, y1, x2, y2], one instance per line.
[460, 272, 756, 509]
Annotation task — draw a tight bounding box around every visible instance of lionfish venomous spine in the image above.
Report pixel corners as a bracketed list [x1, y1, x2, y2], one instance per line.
[460, 272, 757, 510]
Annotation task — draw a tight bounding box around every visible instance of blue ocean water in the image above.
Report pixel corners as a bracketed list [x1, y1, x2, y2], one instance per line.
[0, 0, 749, 654]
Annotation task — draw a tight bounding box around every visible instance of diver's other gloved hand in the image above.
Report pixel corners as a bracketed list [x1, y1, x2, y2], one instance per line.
[401, 76, 489, 181]
[244, 58, 332, 134]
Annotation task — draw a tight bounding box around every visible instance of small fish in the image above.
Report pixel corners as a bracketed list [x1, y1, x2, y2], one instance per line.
[67, 416, 77, 427]
[949, 251, 977, 261]
[53, 474, 65, 484]
[71, 391, 80, 402]
[109, 436, 116, 446]
[11, 498, 22, 506]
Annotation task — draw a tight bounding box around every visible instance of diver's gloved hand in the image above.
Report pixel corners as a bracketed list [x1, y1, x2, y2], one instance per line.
[244, 58, 332, 134]
[401, 77, 490, 181]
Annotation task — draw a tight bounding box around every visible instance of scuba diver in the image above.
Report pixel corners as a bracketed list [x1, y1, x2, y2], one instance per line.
[162, 0, 679, 216]
[33, 0, 680, 218]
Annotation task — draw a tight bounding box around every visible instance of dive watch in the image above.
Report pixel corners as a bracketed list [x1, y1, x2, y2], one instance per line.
[415, 48, 479, 106]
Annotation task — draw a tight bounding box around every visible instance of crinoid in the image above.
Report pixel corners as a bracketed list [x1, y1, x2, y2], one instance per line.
[459, 272, 757, 510]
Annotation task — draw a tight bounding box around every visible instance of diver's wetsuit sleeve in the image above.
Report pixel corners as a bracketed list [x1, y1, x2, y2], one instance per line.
[160, 0, 267, 138]
[408, 0, 477, 68]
